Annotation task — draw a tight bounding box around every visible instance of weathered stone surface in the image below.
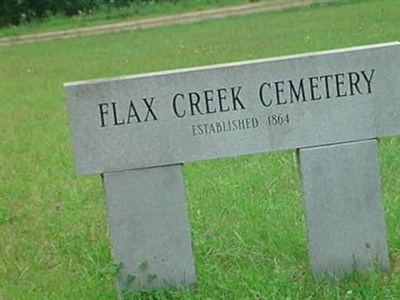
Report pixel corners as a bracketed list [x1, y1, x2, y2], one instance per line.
[65, 42, 400, 175]
[65, 43, 398, 288]
[102, 165, 195, 292]
[298, 139, 389, 278]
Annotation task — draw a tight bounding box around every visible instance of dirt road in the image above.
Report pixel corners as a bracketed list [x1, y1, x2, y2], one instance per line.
[0, 0, 316, 47]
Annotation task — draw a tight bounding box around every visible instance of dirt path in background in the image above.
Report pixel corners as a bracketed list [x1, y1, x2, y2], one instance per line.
[0, 0, 316, 47]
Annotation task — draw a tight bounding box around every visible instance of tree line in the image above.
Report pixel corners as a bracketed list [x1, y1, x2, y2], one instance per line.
[0, 0, 166, 27]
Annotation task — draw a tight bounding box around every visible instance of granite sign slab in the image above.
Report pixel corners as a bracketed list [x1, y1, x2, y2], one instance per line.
[65, 42, 399, 291]
[103, 165, 195, 291]
[65, 42, 399, 175]
[299, 139, 389, 278]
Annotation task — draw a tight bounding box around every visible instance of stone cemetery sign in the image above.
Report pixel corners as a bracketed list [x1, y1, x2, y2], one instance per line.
[65, 42, 399, 291]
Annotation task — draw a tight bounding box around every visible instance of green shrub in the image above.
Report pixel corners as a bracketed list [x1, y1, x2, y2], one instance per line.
[0, 0, 174, 26]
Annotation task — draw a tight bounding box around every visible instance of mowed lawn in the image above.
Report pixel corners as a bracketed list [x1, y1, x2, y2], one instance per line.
[1, 1, 399, 299]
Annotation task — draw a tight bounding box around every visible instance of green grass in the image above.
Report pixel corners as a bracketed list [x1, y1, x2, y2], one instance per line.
[1, 0, 400, 299]
[0, 0, 251, 37]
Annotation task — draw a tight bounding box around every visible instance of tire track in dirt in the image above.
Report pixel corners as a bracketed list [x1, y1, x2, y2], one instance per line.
[0, 0, 317, 46]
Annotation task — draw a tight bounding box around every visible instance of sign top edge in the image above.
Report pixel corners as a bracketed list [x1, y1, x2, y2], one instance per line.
[63, 41, 399, 88]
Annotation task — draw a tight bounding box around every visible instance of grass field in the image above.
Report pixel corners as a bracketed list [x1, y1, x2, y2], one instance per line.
[0, 0, 250, 37]
[1, 0, 400, 299]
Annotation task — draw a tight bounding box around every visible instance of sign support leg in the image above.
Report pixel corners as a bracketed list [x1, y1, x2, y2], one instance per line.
[102, 164, 195, 294]
[298, 139, 389, 279]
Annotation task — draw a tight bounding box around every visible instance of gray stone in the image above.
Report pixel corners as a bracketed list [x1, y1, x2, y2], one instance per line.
[298, 139, 389, 279]
[65, 42, 400, 175]
[64, 42, 399, 288]
[102, 164, 195, 292]
[65, 42, 399, 175]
